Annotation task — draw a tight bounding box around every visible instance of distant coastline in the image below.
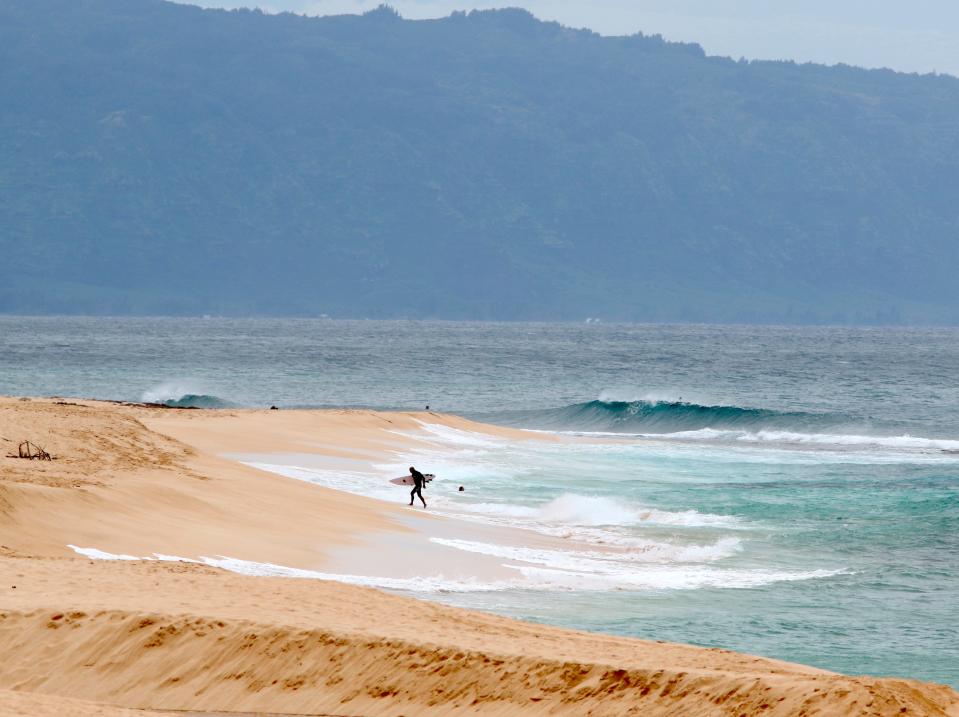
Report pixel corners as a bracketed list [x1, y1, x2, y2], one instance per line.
[3, 0, 958, 322]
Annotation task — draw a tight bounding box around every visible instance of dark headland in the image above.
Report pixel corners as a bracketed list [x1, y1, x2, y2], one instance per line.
[1, 1, 958, 323]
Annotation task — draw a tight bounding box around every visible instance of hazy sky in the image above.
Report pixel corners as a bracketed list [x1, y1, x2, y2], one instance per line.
[192, 0, 959, 77]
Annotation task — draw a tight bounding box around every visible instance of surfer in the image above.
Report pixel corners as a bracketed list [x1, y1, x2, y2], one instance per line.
[408, 466, 427, 508]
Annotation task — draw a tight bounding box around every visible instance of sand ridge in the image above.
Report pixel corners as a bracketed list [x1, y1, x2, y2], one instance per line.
[4, 556, 957, 717]
[0, 397, 957, 716]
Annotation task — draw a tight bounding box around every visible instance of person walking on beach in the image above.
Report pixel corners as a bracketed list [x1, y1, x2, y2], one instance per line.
[408, 466, 427, 508]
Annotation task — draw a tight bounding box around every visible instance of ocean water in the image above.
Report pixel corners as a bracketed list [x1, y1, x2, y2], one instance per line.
[2, 317, 957, 686]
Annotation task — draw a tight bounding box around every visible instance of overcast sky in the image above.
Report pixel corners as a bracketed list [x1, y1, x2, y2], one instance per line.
[192, 0, 959, 77]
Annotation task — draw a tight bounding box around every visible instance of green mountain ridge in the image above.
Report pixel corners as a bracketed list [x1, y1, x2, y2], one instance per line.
[2, 0, 958, 322]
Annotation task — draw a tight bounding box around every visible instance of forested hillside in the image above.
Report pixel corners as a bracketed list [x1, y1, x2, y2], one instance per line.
[2, 0, 958, 322]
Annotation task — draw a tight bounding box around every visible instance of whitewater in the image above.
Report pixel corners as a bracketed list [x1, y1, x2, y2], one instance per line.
[1, 317, 957, 687]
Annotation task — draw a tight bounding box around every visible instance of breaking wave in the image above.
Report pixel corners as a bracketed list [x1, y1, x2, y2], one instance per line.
[141, 381, 235, 408]
[492, 399, 843, 434]
[485, 398, 959, 453]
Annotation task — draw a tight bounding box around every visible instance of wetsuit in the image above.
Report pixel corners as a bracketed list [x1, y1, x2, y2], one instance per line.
[409, 468, 427, 507]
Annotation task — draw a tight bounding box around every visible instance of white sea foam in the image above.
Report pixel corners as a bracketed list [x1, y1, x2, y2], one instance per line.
[438, 501, 540, 519]
[632, 428, 959, 453]
[69, 545, 141, 561]
[510, 564, 847, 591]
[141, 379, 205, 404]
[436, 494, 740, 532]
[400, 422, 509, 447]
[548, 429, 959, 464]
[740, 430, 959, 451]
[246, 462, 743, 549]
[243, 463, 399, 502]
[197, 556, 522, 593]
[69, 544, 843, 593]
[532, 494, 739, 528]
[68, 546, 524, 593]
[377, 424, 746, 529]
[535, 493, 635, 525]
[431, 536, 742, 567]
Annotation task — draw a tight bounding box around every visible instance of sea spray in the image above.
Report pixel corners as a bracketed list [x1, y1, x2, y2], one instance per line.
[535, 494, 637, 526]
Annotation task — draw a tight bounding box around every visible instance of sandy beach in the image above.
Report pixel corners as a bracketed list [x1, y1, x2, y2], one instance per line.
[1, 396, 957, 716]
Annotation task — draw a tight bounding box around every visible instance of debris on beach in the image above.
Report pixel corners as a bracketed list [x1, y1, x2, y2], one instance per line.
[9, 441, 53, 461]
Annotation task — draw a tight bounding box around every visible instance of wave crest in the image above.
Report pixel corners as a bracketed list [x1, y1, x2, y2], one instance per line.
[141, 381, 234, 408]
[482, 399, 959, 454]
[495, 398, 835, 434]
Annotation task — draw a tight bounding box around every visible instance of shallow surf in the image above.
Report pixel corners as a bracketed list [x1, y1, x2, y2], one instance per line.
[4, 317, 958, 686]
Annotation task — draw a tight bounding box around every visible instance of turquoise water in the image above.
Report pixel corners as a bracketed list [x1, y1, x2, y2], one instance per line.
[1, 317, 957, 686]
[404, 434, 957, 686]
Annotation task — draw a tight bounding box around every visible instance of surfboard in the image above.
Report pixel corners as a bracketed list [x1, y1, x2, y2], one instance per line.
[390, 473, 435, 486]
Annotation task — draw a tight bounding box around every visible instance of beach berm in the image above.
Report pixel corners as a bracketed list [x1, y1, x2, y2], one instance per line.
[0, 397, 957, 716]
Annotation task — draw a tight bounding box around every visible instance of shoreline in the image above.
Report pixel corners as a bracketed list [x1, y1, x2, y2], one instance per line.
[1, 396, 957, 716]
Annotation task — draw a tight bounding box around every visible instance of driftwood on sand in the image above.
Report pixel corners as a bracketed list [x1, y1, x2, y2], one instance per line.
[9, 441, 53, 461]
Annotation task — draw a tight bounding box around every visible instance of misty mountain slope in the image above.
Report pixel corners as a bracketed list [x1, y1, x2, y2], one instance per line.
[2, 0, 958, 321]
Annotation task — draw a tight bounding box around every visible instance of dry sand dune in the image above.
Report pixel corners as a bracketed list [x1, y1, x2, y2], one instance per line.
[1, 397, 957, 716]
[0, 397, 411, 564]
[0, 688, 170, 717]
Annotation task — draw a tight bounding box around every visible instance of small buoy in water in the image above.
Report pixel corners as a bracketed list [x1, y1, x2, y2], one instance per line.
[458, 486, 465, 492]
